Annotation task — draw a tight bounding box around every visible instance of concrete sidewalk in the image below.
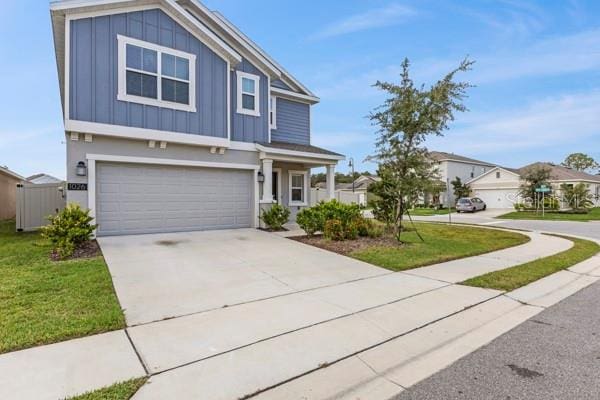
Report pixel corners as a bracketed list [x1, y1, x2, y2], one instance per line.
[1, 231, 595, 400]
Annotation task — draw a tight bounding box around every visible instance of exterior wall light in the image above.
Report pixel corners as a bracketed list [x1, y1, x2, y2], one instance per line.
[76, 161, 87, 177]
[257, 171, 265, 183]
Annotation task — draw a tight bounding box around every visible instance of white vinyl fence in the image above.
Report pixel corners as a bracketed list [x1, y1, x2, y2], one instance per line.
[16, 182, 66, 232]
[310, 188, 366, 207]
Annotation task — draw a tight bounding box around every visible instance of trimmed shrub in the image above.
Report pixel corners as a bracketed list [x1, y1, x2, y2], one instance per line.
[324, 219, 344, 241]
[296, 207, 322, 237]
[260, 204, 290, 231]
[296, 200, 366, 240]
[41, 203, 97, 259]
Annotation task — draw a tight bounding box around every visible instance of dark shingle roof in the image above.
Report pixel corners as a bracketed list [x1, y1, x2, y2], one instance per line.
[260, 141, 344, 157]
[429, 151, 496, 167]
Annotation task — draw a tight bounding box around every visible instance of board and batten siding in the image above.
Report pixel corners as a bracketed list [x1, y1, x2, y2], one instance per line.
[271, 79, 291, 90]
[230, 58, 269, 143]
[271, 98, 310, 145]
[69, 9, 227, 138]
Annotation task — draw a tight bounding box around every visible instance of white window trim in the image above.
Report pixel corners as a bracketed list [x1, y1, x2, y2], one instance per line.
[117, 35, 197, 113]
[288, 170, 308, 206]
[270, 95, 277, 130]
[236, 71, 260, 117]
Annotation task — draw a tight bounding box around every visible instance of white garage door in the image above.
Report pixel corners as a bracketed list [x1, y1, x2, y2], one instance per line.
[474, 189, 518, 209]
[96, 162, 254, 236]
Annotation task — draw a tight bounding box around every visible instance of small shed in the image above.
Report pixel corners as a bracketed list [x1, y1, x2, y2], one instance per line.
[0, 166, 25, 220]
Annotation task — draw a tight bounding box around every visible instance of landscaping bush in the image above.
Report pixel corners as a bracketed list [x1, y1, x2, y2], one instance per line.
[324, 219, 345, 241]
[543, 196, 560, 210]
[296, 207, 323, 237]
[41, 203, 97, 260]
[296, 200, 365, 240]
[358, 218, 384, 238]
[260, 204, 290, 231]
[557, 208, 589, 215]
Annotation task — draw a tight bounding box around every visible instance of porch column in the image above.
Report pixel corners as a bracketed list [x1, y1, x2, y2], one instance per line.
[261, 159, 273, 202]
[326, 164, 336, 200]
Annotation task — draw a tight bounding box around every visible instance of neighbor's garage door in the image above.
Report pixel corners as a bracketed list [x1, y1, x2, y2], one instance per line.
[473, 189, 518, 209]
[96, 163, 253, 236]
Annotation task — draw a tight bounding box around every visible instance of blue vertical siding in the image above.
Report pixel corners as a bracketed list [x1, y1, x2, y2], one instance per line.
[230, 58, 269, 143]
[271, 98, 310, 145]
[70, 9, 227, 139]
[271, 79, 291, 90]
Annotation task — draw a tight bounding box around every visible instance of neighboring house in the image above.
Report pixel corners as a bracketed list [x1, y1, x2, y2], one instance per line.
[336, 175, 381, 192]
[429, 151, 496, 205]
[27, 174, 64, 185]
[468, 162, 600, 209]
[0, 166, 25, 220]
[314, 174, 380, 192]
[50, 0, 344, 236]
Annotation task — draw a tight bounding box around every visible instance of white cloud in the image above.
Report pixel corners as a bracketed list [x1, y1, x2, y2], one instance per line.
[427, 90, 600, 159]
[473, 28, 600, 84]
[312, 26, 600, 101]
[310, 4, 416, 40]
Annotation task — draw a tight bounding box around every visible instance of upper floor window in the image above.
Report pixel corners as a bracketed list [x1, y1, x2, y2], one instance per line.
[270, 96, 277, 129]
[236, 71, 260, 117]
[117, 35, 196, 113]
[496, 171, 501, 179]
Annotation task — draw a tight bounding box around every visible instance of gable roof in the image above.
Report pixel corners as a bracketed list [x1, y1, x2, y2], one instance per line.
[429, 151, 496, 167]
[0, 166, 25, 181]
[207, 9, 316, 98]
[466, 166, 521, 185]
[50, 0, 317, 115]
[518, 162, 600, 183]
[27, 173, 63, 184]
[467, 163, 600, 185]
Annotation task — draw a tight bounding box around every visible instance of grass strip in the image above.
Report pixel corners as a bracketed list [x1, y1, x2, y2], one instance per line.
[351, 223, 529, 272]
[0, 220, 125, 354]
[462, 235, 600, 291]
[65, 378, 147, 400]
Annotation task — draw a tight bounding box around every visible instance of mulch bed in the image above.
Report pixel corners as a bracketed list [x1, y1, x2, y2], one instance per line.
[50, 240, 102, 261]
[291, 234, 401, 256]
[258, 227, 289, 232]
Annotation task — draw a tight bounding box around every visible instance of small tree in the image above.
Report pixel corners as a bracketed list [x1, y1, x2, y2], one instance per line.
[519, 165, 552, 201]
[562, 153, 599, 172]
[561, 183, 593, 210]
[368, 58, 473, 240]
[451, 177, 471, 200]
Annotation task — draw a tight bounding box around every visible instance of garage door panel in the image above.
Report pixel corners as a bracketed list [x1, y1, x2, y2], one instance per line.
[96, 162, 254, 236]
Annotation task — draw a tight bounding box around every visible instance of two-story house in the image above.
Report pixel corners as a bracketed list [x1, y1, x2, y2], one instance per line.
[50, 0, 344, 236]
[429, 151, 496, 205]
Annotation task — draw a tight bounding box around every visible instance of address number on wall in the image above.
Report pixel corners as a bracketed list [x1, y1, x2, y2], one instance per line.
[67, 183, 88, 191]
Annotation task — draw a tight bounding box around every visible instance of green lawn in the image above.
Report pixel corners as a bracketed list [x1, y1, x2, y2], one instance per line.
[351, 223, 530, 272]
[463, 235, 600, 291]
[65, 378, 147, 400]
[0, 220, 125, 354]
[407, 208, 454, 216]
[497, 208, 600, 221]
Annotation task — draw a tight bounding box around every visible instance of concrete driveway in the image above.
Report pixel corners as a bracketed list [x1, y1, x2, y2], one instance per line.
[98, 229, 389, 326]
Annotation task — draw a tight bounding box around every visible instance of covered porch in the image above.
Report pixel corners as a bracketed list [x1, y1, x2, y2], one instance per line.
[256, 142, 345, 222]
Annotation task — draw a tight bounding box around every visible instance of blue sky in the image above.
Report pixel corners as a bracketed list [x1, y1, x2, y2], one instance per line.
[2, 1, 600, 179]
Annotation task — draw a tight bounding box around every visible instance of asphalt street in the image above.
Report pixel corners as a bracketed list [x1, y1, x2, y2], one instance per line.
[394, 279, 600, 400]
[395, 210, 600, 400]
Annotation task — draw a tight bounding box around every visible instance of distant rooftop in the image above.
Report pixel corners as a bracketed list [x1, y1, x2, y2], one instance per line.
[429, 151, 496, 167]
